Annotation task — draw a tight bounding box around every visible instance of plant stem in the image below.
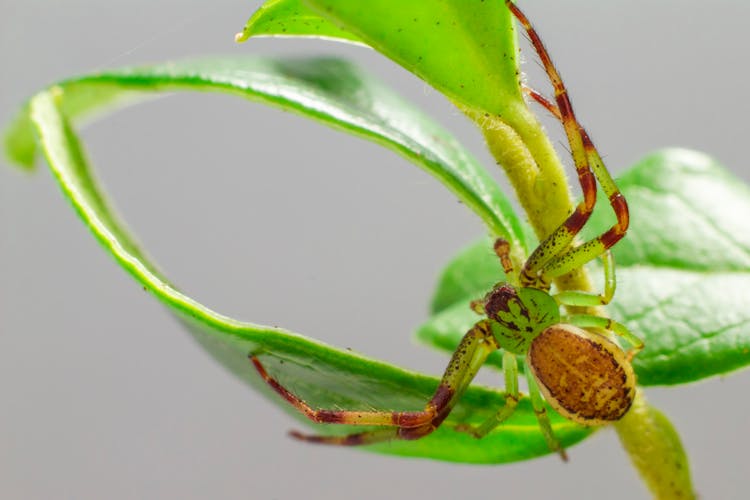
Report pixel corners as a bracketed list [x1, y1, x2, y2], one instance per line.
[615, 392, 695, 499]
[466, 102, 695, 499]
[462, 100, 593, 292]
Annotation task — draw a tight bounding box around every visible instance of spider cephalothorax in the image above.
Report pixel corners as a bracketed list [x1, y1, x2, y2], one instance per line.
[479, 285, 558, 354]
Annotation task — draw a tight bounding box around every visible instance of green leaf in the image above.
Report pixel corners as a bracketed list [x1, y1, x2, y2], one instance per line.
[6, 57, 523, 248]
[417, 149, 750, 386]
[5, 57, 588, 462]
[238, 0, 524, 117]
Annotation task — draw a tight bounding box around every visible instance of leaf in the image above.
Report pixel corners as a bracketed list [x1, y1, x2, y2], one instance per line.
[6, 57, 523, 249]
[238, 0, 524, 117]
[4, 57, 588, 462]
[417, 149, 750, 386]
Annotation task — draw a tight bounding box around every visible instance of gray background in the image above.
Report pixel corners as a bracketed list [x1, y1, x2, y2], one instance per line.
[2, 1, 749, 498]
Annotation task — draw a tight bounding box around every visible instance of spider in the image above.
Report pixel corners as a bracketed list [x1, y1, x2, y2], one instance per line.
[249, 0, 643, 460]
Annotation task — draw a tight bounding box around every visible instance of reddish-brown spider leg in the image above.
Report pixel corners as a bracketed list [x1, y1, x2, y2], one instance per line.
[250, 320, 498, 446]
[523, 86, 630, 282]
[522, 85, 561, 120]
[494, 238, 516, 276]
[507, 0, 628, 287]
[471, 238, 517, 314]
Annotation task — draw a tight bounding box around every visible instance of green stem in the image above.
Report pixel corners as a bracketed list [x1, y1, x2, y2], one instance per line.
[465, 102, 695, 499]
[462, 100, 592, 292]
[615, 392, 696, 499]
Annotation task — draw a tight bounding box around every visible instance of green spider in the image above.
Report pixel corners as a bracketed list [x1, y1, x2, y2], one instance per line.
[250, 0, 643, 460]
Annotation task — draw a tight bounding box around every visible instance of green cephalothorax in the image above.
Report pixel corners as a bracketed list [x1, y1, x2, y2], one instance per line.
[250, 0, 643, 461]
[482, 285, 559, 354]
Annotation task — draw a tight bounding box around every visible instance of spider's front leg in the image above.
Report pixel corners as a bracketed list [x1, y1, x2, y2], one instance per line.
[507, 0, 629, 287]
[250, 320, 499, 446]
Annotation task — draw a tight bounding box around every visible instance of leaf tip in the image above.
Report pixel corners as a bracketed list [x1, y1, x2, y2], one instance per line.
[3, 105, 39, 172]
[234, 29, 249, 43]
[236, 1, 270, 44]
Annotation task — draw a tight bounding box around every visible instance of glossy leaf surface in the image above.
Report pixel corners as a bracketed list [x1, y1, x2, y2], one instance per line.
[7, 57, 523, 248]
[4, 57, 587, 462]
[239, 0, 524, 117]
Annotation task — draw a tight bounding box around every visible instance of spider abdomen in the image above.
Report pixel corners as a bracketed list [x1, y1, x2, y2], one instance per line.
[527, 324, 636, 426]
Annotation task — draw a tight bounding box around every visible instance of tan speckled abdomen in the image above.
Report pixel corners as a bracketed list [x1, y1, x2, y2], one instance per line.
[527, 324, 636, 425]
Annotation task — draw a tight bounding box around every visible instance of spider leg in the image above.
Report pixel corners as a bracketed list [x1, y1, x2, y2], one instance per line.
[456, 351, 519, 438]
[522, 86, 628, 284]
[288, 423, 435, 446]
[472, 239, 518, 315]
[494, 238, 516, 277]
[507, 1, 628, 287]
[525, 360, 568, 461]
[522, 85, 561, 120]
[564, 314, 644, 360]
[251, 320, 498, 446]
[535, 135, 628, 282]
[554, 250, 615, 307]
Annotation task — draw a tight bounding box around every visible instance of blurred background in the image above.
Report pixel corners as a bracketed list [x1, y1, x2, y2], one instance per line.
[2, 1, 749, 498]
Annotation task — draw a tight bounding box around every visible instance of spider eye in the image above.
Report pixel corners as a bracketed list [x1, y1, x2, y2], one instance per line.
[483, 284, 518, 319]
